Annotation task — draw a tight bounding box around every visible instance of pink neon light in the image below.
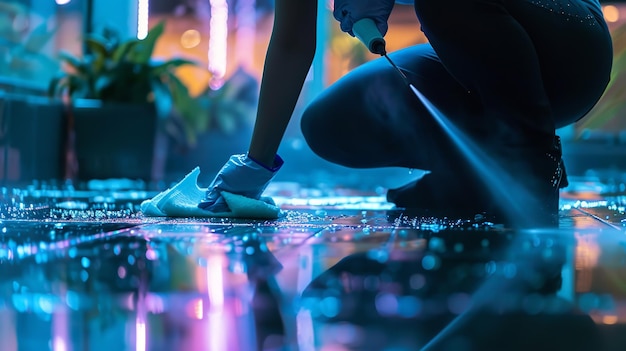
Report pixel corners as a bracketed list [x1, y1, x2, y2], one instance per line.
[208, 0, 229, 89]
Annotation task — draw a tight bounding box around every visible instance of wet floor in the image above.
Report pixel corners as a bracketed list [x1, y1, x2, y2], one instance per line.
[1, 176, 625, 351]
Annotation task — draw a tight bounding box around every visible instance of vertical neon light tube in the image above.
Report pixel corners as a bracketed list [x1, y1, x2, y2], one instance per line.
[0, 308, 18, 351]
[208, 0, 228, 89]
[207, 256, 226, 351]
[52, 285, 70, 351]
[136, 319, 146, 351]
[137, 0, 150, 39]
[135, 288, 147, 351]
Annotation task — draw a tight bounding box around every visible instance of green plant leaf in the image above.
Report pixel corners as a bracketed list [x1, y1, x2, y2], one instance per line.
[151, 78, 174, 120]
[101, 27, 121, 45]
[166, 72, 210, 133]
[150, 58, 198, 75]
[85, 35, 110, 74]
[48, 75, 66, 97]
[112, 40, 140, 63]
[85, 33, 118, 80]
[127, 20, 166, 64]
[85, 33, 111, 52]
[94, 74, 115, 98]
[65, 75, 91, 99]
[58, 50, 87, 75]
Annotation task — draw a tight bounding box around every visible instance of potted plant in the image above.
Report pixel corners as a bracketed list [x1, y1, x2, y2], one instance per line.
[164, 65, 261, 183]
[48, 20, 208, 183]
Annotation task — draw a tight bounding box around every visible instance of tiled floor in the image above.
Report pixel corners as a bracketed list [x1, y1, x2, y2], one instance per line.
[0, 175, 625, 351]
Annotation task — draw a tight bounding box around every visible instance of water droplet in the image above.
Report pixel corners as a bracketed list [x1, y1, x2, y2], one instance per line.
[485, 260, 497, 275]
[422, 254, 440, 270]
[453, 242, 464, 253]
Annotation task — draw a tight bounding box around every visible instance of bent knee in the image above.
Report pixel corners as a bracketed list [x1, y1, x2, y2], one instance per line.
[300, 102, 333, 159]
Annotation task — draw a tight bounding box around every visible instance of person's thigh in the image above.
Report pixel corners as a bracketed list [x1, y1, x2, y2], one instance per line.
[411, 0, 612, 128]
[301, 44, 483, 171]
[505, 0, 613, 126]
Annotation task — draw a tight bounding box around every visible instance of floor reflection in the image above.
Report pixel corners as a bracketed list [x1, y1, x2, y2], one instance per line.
[1, 183, 626, 350]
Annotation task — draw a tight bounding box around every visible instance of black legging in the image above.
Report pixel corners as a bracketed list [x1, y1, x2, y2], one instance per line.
[301, 0, 613, 173]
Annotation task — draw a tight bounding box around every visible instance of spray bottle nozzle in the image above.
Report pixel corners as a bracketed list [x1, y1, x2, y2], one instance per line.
[353, 19, 387, 56]
[370, 39, 387, 56]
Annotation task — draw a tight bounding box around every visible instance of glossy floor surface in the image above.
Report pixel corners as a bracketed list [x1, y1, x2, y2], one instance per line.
[1, 175, 625, 351]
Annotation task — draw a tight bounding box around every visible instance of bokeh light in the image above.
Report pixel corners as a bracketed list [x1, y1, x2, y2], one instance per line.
[181, 29, 201, 49]
[603, 5, 620, 23]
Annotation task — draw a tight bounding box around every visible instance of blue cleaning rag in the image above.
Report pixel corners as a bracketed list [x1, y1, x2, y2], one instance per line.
[141, 167, 281, 219]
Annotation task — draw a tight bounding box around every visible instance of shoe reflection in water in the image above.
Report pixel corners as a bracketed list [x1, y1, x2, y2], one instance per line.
[301, 229, 603, 351]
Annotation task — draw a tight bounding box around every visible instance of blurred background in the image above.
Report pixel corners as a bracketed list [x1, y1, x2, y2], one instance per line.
[1, 0, 626, 190]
